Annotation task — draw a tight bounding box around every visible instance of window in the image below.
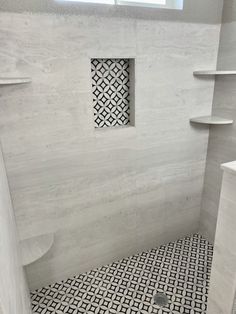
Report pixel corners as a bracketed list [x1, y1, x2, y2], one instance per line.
[58, 0, 184, 10]
[117, 0, 183, 9]
[61, 0, 114, 3]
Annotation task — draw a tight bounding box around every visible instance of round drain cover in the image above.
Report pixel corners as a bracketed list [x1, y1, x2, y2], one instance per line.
[153, 293, 169, 307]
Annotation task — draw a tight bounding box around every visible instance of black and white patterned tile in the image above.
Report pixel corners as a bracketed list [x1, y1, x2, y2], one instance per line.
[31, 234, 213, 314]
[91, 58, 130, 128]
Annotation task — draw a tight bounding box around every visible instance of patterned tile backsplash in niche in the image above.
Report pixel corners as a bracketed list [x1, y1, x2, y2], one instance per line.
[91, 58, 134, 128]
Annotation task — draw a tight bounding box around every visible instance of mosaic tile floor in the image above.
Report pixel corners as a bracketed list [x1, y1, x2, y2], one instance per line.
[31, 234, 213, 314]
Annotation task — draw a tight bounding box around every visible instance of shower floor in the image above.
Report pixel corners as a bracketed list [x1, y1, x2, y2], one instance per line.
[31, 234, 213, 314]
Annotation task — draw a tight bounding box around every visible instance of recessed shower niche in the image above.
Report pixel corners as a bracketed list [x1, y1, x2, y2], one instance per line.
[91, 58, 135, 129]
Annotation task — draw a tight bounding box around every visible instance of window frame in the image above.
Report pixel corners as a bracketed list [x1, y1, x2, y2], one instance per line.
[58, 0, 184, 10]
[116, 0, 183, 9]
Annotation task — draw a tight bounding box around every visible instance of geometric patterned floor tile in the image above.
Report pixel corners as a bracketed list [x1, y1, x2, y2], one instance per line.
[31, 234, 213, 314]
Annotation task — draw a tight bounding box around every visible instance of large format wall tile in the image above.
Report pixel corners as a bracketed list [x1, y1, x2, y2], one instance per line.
[0, 9, 221, 290]
[0, 147, 31, 314]
[200, 0, 236, 243]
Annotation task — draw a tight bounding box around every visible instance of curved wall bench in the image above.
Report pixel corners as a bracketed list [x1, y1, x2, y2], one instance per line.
[20, 233, 54, 266]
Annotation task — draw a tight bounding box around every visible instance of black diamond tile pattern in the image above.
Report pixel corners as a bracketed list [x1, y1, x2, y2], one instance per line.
[91, 58, 130, 128]
[31, 234, 213, 314]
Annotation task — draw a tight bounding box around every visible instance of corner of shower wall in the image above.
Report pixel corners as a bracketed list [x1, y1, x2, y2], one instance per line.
[199, 160, 220, 244]
[198, 83, 224, 245]
[0, 146, 31, 314]
[197, 84, 219, 244]
[199, 0, 236, 245]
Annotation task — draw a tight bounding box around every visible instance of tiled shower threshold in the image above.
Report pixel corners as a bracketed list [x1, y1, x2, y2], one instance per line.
[31, 234, 213, 314]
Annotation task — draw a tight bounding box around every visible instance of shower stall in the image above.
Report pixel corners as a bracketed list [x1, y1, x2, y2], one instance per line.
[0, 0, 236, 313]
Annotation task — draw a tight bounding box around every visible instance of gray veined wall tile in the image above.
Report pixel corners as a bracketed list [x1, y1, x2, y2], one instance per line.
[0, 8, 221, 290]
[0, 147, 31, 314]
[200, 0, 236, 243]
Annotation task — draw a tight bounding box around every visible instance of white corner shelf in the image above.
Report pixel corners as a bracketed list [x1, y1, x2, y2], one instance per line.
[20, 233, 54, 266]
[193, 70, 236, 76]
[190, 115, 233, 125]
[0, 77, 31, 85]
[221, 161, 236, 175]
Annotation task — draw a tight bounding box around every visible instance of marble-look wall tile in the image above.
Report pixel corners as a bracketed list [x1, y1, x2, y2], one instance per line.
[0, 147, 31, 314]
[0, 11, 221, 290]
[200, 0, 236, 243]
[207, 163, 236, 314]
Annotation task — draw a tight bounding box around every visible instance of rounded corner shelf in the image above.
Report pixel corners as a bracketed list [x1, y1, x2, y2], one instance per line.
[193, 70, 236, 76]
[20, 233, 54, 266]
[190, 115, 233, 125]
[0, 77, 32, 86]
[221, 161, 236, 174]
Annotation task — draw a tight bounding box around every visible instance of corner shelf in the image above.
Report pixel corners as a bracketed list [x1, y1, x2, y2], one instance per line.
[193, 70, 236, 76]
[0, 77, 31, 85]
[190, 115, 233, 125]
[20, 233, 54, 266]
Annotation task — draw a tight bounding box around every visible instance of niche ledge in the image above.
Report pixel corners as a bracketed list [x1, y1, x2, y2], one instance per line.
[190, 115, 233, 125]
[20, 233, 54, 266]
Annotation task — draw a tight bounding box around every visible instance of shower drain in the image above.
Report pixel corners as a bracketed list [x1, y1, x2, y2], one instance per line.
[153, 293, 169, 307]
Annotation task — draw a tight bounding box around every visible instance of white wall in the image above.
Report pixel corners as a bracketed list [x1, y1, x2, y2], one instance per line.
[0, 147, 31, 314]
[0, 3, 222, 290]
